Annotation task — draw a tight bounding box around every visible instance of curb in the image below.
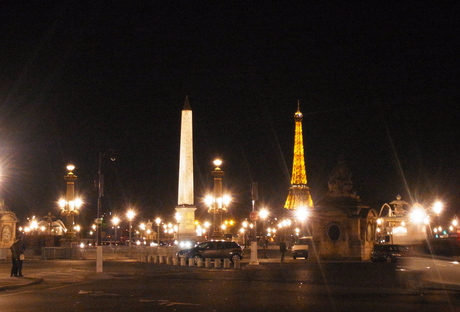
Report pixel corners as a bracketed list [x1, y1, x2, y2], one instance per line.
[0, 278, 44, 291]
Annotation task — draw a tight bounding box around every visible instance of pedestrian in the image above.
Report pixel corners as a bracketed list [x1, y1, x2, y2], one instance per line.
[10, 236, 25, 277]
[279, 241, 287, 262]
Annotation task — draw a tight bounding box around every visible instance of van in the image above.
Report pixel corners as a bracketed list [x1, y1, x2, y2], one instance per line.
[291, 237, 311, 259]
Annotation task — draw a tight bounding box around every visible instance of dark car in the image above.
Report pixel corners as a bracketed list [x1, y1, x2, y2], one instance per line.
[177, 240, 243, 262]
[371, 244, 412, 263]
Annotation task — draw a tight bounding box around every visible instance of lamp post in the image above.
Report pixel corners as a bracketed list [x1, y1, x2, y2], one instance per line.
[126, 209, 136, 248]
[433, 201, 444, 215]
[59, 164, 82, 243]
[155, 217, 162, 247]
[242, 220, 248, 247]
[203, 221, 210, 240]
[111, 216, 120, 245]
[259, 209, 269, 239]
[294, 206, 309, 238]
[175, 212, 181, 241]
[206, 159, 230, 239]
[259, 208, 269, 257]
[96, 150, 116, 246]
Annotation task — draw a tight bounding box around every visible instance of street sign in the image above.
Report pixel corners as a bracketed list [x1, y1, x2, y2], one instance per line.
[250, 211, 258, 221]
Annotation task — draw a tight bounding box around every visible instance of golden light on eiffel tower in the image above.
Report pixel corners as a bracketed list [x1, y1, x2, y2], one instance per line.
[284, 101, 313, 210]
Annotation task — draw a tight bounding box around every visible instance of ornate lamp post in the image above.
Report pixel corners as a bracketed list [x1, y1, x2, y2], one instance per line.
[126, 209, 136, 248]
[259, 208, 269, 247]
[155, 217, 162, 247]
[96, 150, 116, 246]
[206, 159, 230, 239]
[294, 206, 309, 238]
[175, 212, 181, 241]
[242, 220, 248, 247]
[111, 216, 120, 245]
[59, 164, 82, 243]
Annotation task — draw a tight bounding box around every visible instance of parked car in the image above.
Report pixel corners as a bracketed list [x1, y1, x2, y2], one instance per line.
[177, 240, 244, 262]
[291, 237, 310, 259]
[398, 238, 460, 291]
[371, 244, 412, 262]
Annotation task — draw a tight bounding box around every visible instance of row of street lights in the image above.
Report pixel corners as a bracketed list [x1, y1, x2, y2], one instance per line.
[57, 162, 311, 246]
[54, 161, 459, 252]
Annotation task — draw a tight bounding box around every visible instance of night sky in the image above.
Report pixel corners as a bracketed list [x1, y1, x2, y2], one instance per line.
[1, 2, 459, 227]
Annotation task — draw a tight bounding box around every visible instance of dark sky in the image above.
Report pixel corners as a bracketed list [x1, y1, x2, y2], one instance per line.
[1, 2, 459, 226]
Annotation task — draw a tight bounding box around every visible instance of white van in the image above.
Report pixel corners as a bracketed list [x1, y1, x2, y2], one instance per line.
[291, 237, 311, 259]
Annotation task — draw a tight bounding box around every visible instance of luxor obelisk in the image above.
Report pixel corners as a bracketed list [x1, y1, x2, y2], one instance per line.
[175, 96, 197, 240]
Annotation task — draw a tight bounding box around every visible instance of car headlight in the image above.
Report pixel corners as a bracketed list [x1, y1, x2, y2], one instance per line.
[179, 241, 193, 249]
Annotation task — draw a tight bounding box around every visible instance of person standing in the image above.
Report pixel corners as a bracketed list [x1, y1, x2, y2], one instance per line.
[279, 241, 287, 262]
[10, 237, 25, 277]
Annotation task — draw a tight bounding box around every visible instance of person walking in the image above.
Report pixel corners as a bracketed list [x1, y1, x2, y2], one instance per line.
[10, 236, 25, 277]
[279, 241, 287, 262]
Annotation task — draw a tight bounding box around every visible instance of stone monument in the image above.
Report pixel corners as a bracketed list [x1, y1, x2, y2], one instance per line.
[0, 199, 19, 259]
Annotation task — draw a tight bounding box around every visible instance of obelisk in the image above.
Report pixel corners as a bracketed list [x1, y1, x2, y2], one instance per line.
[175, 96, 197, 240]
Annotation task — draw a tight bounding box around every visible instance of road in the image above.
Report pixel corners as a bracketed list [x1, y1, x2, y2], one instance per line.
[1, 259, 460, 312]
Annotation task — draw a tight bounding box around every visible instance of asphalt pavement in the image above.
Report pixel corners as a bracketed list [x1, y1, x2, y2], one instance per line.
[0, 253, 416, 296]
[0, 257, 260, 291]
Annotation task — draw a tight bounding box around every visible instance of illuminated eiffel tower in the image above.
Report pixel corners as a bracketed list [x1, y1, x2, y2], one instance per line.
[284, 101, 314, 210]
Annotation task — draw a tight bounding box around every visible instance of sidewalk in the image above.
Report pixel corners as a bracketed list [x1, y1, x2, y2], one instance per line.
[0, 275, 43, 291]
[0, 258, 42, 290]
[0, 260, 43, 291]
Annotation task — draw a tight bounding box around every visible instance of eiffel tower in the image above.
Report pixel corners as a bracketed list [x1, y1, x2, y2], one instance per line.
[284, 101, 314, 210]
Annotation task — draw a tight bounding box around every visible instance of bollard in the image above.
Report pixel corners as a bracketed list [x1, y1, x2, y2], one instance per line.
[180, 257, 187, 266]
[214, 259, 221, 268]
[172, 257, 179, 266]
[205, 258, 211, 268]
[223, 258, 230, 269]
[196, 257, 204, 268]
[233, 258, 241, 269]
[188, 258, 195, 267]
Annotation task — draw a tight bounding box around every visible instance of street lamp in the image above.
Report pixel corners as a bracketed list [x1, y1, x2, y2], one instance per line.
[155, 217, 162, 247]
[258, 208, 269, 257]
[433, 201, 444, 215]
[294, 206, 309, 237]
[206, 159, 231, 239]
[409, 204, 428, 225]
[59, 164, 83, 243]
[259, 208, 269, 246]
[126, 209, 136, 248]
[242, 220, 248, 247]
[96, 150, 116, 246]
[203, 221, 210, 240]
[111, 216, 120, 245]
[175, 212, 181, 241]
